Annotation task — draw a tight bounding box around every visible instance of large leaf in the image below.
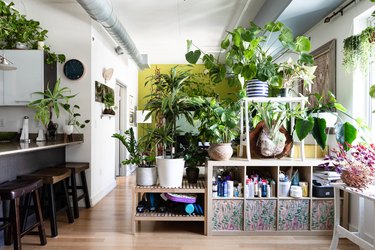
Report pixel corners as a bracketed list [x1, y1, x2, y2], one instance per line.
[295, 36, 311, 53]
[295, 116, 314, 141]
[221, 35, 230, 49]
[311, 117, 327, 150]
[370, 84, 375, 98]
[336, 122, 357, 150]
[185, 50, 201, 64]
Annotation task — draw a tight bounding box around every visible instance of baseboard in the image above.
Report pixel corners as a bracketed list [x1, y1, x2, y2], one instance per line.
[90, 180, 117, 206]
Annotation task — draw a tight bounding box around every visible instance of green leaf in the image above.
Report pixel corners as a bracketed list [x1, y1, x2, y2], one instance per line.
[335, 122, 357, 150]
[279, 27, 293, 44]
[221, 35, 230, 49]
[295, 116, 314, 141]
[370, 84, 375, 98]
[298, 53, 314, 66]
[232, 63, 243, 74]
[295, 36, 311, 52]
[333, 103, 347, 112]
[233, 29, 242, 47]
[203, 54, 215, 69]
[185, 50, 201, 64]
[269, 75, 282, 88]
[242, 64, 256, 80]
[311, 117, 327, 150]
[186, 39, 193, 51]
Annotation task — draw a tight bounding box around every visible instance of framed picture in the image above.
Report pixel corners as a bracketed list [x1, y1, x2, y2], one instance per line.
[300, 39, 336, 107]
[95, 81, 114, 103]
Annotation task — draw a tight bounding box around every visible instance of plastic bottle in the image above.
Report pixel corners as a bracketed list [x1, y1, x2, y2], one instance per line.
[248, 180, 254, 198]
[267, 184, 271, 198]
[261, 180, 267, 197]
[227, 180, 234, 198]
[217, 176, 222, 197]
[245, 179, 250, 198]
[254, 181, 259, 197]
[238, 183, 243, 197]
[270, 180, 276, 197]
[223, 180, 228, 197]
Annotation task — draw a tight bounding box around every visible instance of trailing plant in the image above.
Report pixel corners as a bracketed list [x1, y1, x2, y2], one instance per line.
[343, 26, 375, 72]
[0, 1, 65, 64]
[185, 21, 314, 90]
[112, 127, 155, 167]
[63, 104, 90, 131]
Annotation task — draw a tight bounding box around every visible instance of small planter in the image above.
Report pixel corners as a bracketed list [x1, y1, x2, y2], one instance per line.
[208, 143, 233, 161]
[136, 166, 157, 186]
[103, 108, 115, 115]
[186, 167, 200, 184]
[63, 125, 74, 135]
[246, 79, 268, 97]
[157, 158, 185, 188]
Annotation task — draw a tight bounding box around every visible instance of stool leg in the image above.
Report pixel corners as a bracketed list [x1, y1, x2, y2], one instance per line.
[80, 171, 91, 208]
[3, 200, 11, 246]
[47, 184, 58, 237]
[10, 198, 21, 250]
[70, 172, 79, 219]
[62, 180, 74, 224]
[32, 189, 46, 245]
[21, 193, 31, 232]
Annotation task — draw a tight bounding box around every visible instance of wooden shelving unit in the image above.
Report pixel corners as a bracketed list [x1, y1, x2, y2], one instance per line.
[132, 179, 207, 235]
[206, 158, 347, 236]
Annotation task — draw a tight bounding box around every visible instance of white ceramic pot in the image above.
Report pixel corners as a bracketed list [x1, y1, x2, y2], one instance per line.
[63, 124, 74, 135]
[136, 166, 157, 186]
[156, 158, 185, 188]
[310, 112, 338, 128]
[208, 143, 233, 161]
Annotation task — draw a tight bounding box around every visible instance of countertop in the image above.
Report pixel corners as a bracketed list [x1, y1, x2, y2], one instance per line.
[0, 139, 83, 157]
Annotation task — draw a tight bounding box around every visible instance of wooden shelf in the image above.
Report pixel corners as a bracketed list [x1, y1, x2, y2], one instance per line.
[135, 179, 205, 193]
[135, 212, 205, 221]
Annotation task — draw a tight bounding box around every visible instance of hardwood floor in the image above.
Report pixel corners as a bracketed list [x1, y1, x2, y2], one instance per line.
[4, 175, 359, 250]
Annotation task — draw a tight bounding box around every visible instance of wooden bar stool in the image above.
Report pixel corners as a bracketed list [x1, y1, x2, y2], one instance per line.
[20, 167, 74, 237]
[0, 179, 46, 250]
[63, 162, 91, 219]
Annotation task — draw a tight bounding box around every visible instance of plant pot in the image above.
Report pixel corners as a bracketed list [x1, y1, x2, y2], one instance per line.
[36, 128, 46, 141]
[63, 124, 74, 135]
[46, 121, 58, 141]
[208, 143, 233, 161]
[186, 167, 200, 184]
[136, 166, 157, 186]
[246, 79, 268, 97]
[156, 158, 185, 188]
[103, 108, 115, 115]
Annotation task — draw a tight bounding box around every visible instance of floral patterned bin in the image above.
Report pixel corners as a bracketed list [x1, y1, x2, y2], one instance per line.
[278, 199, 310, 230]
[245, 199, 277, 231]
[311, 200, 334, 230]
[212, 200, 243, 231]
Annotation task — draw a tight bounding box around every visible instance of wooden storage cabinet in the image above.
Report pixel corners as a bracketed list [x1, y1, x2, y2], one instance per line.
[132, 179, 207, 235]
[206, 158, 336, 236]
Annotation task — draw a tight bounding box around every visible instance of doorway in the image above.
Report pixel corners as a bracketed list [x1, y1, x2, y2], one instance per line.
[115, 81, 128, 176]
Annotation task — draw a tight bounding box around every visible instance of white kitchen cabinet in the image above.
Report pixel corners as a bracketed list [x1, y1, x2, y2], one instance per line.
[0, 50, 55, 106]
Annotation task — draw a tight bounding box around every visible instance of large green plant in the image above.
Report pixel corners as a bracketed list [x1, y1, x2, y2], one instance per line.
[28, 79, 76, 127]
[185, 21, 314, 89]
[112, 128, 155, 167]
[0, 1, 65, 64]
[143, 66, 199, 158]
[194, 97, 240, 144]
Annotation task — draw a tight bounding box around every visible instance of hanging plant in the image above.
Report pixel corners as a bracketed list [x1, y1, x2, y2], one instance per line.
[343, 26, 375, 72]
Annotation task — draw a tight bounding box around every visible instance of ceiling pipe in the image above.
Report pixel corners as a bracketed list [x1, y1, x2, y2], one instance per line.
[76, 0, 149, 69]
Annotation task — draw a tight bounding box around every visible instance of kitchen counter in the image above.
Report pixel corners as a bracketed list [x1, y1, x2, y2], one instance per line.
[0, 139, 82, 157]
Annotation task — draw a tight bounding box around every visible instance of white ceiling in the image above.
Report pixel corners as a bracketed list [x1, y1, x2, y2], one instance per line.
[78, 0, 346, 65]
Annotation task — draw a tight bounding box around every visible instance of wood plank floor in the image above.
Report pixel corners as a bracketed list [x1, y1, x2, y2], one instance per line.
[4, 175, 359, 250]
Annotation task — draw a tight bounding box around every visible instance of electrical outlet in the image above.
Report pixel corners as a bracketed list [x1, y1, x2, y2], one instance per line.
[0, 118, 4, 127]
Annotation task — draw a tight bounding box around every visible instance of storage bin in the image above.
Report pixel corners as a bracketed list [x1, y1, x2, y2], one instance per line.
[279, 181, 291, 197]
[312, 185, 334, 197]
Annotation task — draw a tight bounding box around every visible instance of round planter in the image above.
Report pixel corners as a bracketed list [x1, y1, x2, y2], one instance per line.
[136, 166, 157, 186]
[246, 79, 268, 98]
[309, 112, 338, 128]
[186, 167, 200, 184]
[157, 158, 185, 188]
[208, 143, 233, 161]
[63, 124, 74, 135]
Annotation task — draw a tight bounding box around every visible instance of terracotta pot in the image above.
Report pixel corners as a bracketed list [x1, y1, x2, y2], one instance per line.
[208, 143, 233, 161]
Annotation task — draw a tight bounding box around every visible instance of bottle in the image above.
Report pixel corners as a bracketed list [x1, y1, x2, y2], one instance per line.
[238, 183, 243, 197]
[248, 180, 254, 198]
[227, 180, 234, 198]
[270, 180, 276, 197]
[261, 180, 267, 197]
[267, 184, 271, 198]
[245, 179, 250, 198]
[217, 176, 222, 197]
[223, 180, 228, 197]
[254, 181, 259, 197]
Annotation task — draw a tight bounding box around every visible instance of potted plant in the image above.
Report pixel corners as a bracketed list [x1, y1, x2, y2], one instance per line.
[112, 128, 157, 186]
[28, 78, 76, 140]
[185, 21, 314, 96]
[249, 101, 304, 158]
[102, 92, 116, 115]
[194, 97, 240, 161]
[343, 26, 375, 72]
[143, 66, 199, 187]
[0, 1, 65, 64]
[295, 91, 360, 151]
[180, 133, 208, 184]
[62, 104, 90, 135]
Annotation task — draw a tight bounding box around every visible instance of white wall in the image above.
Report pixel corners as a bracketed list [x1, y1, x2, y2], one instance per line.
[304, 0, 374, 236]
[5, 1, 139, 206]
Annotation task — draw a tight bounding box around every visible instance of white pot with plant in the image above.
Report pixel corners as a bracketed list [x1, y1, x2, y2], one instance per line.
[63, 104, 90, 135]
[112, 127, 157, 186]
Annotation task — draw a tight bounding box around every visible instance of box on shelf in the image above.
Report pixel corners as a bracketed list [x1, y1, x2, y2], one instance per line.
[313, 185, 334, 197]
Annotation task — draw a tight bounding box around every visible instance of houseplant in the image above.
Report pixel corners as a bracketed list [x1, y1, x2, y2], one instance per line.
[62, 104, 90, 135]
[112, 128, 157, 186]
[0, 1, 65, 64]
[28, 78, 76, 140]
[143, 66, 199, 187]
[343, 26, 375, 72]
[194, 97, 241, 160]
[102, 92, 116, 115]
[320, 143, 375, 189]
[185, 21, 314, 94]
[295, 91, 359, 151]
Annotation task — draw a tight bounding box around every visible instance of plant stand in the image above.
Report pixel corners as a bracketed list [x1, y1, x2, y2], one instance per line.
[132, 179, 207, 235]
